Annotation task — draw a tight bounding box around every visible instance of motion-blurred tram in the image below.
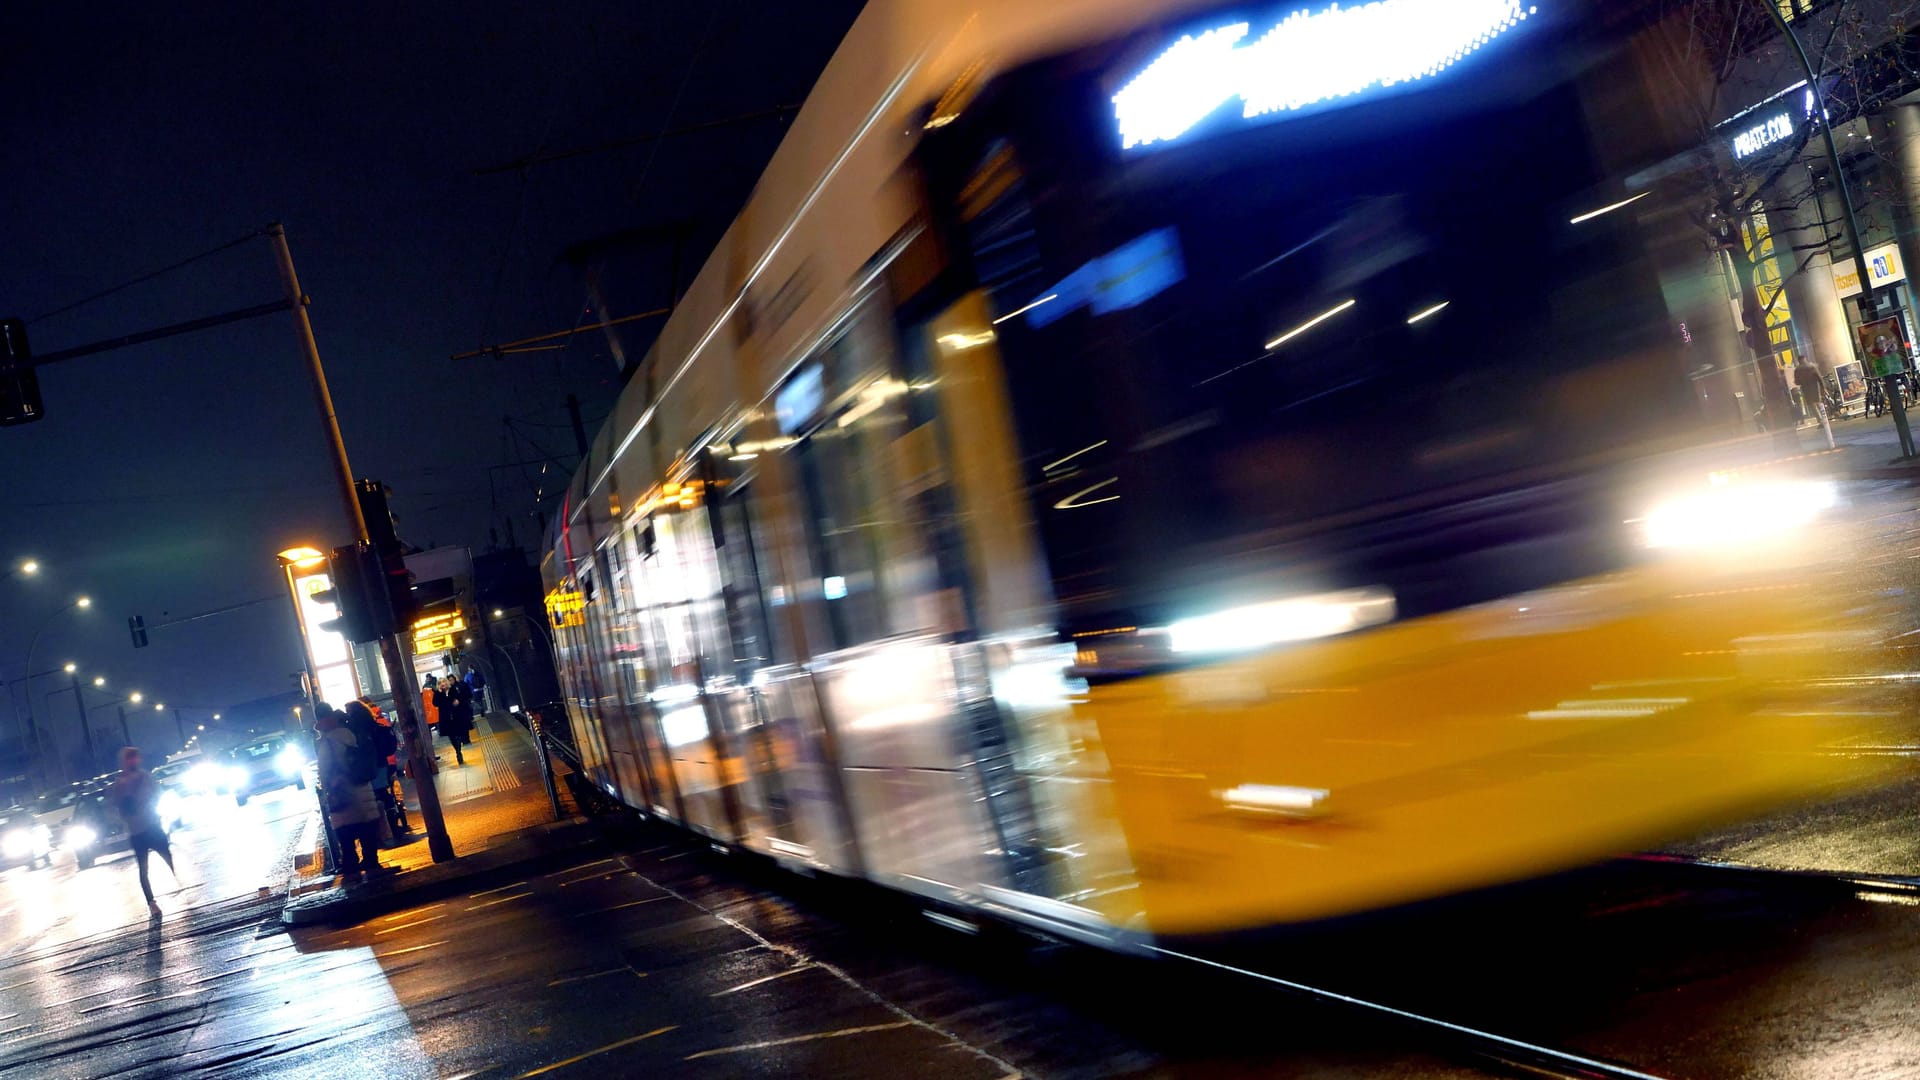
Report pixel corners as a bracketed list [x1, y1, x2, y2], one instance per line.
[542, 0, 1898, 941]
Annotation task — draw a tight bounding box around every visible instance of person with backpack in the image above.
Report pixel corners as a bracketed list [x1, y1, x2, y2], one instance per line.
[315, 707, 386, 883]
[351, 698, 409, 836]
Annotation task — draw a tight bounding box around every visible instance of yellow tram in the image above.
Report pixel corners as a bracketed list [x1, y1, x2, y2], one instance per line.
[543, 0, 1902, 941]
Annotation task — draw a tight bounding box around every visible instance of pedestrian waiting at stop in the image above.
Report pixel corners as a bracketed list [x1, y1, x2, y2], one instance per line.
[434, 677, 475, 766]
[346, 699, 407, 839]
[109, 746, 180, 919]
[315, 707, 388, 884]
[420, 673, 440, 731]
[464, 666, 488, 714]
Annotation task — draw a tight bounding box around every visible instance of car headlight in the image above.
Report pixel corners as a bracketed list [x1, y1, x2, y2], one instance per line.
[276, 747, 305, 776]
[66, 824, 98, 849]
[1167, 588, 1397, 655]
[1642, 479, 1838, 550]
[2, 830, 30, 860]
[158, 790, 181, 821]
[187, 762, 225, 792]
[228, 766, 248, 790]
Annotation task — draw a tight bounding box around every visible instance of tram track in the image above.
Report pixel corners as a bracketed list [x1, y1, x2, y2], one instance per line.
[1151, 945, 1671, 1080]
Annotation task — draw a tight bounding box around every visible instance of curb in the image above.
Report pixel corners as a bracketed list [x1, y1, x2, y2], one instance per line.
[280, 816, 603, 928]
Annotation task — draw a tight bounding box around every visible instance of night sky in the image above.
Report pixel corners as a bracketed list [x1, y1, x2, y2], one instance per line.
[1, 2, 865, 758]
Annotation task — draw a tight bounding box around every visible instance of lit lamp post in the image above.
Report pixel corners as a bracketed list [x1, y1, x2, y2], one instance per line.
[276, 547, 327, 720]
[15, 595, 91, 790]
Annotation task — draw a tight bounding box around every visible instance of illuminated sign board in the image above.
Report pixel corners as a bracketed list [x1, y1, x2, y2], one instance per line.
[1831, 242, 1906, 298]
[412, 611, 467, 654]
[1731, 113, 1794, 159]
[292, 570, 361, 711]
[546, 588, 586, 629]
[1113, 0, 1537, 150]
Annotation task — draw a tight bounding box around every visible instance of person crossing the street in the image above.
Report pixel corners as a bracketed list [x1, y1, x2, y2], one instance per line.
[109, 746, 179, 918]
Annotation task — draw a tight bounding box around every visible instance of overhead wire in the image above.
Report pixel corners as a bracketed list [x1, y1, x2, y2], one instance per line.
[27, 230, 266, 325]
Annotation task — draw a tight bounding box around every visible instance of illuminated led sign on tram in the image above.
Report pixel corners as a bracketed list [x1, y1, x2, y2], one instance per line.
[1113, 0, 1538, 149]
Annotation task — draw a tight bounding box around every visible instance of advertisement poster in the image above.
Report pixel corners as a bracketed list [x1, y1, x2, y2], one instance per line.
[1834, 360, 1867, 405]
[1858, 317, 1908, 378]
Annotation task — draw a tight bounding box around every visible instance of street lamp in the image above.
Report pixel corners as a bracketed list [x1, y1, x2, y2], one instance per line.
[154, 702, 165, 712]
[212, 712, 221, 720]
[93, 676, 104, 687]
[62, 663, 76, 674]
[17, 560, 39, 577]
[17, 594, 96, 788]
[130, 692, 143, 704]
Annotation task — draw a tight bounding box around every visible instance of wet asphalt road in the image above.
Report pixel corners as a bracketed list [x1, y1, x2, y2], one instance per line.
[1, 808, 1917, 1079]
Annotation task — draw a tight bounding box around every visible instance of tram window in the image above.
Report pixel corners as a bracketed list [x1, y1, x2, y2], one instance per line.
[796, 421, 890, 649]
[712, 487, 779, 677]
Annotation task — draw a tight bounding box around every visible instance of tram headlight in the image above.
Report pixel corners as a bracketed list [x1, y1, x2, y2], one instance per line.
[1167, 588, 1396, 655]
[1641, 479, 1837, 550]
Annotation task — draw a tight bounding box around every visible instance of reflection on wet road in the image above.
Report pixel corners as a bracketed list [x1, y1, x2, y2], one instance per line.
[1, 814, 1917, 1078]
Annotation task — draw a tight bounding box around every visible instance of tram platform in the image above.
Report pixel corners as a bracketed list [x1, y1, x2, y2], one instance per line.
[282, 710, 600, 926]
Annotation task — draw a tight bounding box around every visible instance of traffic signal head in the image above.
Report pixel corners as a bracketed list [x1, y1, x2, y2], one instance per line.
[313, 543, 394, 643]
[0, 318, 44, 426]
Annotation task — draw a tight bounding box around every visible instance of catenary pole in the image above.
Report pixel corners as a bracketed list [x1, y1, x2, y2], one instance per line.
[1767, 4, 1916, 457]
[267, 223, 454, 862]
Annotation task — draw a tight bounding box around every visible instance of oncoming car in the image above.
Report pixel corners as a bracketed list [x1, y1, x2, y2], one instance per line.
[224, 735, 308, 806]
[0, 807, 53, 871]
[64, 789, 130, 870]
[149, 759, 198, 831]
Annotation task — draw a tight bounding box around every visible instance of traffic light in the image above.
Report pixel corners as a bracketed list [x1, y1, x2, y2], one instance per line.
[129, 615, 148, 649]
[313, 543, 391, 643]
[356, 479, 416, 628]
[0, 318, 44, 426]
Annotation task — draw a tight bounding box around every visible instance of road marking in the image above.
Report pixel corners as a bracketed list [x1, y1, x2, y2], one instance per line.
[570, 896, 669, 919]
[466, 891, 536, 912]
[712, 965, 811, 996]
[546, 967, 643, 988]
[376, 914, 447, 935]
[469, 880, 529, 899]
[659, 851, 692, 861]
[557, 871, 622, 888]
[685, 1021, 913, 1060]
[514, 1025, 677, 1077]
[378, 902, 446, 921]
[547, 858, 618, 883]
[375, 940, 448, 959]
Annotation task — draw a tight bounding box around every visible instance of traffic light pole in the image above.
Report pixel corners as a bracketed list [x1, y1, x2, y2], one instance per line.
[269, 223, 454, 864]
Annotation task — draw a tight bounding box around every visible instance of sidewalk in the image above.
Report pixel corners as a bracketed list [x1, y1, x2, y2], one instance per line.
[1800, 409, 1920, 479]
[282, 710, 599, 926]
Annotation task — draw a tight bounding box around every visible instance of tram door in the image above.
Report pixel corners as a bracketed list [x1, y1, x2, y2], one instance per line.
[631, 506, 741, 840]
[701, 470, 856, 866]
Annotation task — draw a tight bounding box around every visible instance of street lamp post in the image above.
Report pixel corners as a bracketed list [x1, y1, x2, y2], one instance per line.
[46, 665, 99, 778]
[15, 596, 91, 790]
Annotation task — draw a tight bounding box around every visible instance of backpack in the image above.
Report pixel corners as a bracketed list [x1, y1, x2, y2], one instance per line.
[369, 720, 399, 763]
[339, 728, 380, 785]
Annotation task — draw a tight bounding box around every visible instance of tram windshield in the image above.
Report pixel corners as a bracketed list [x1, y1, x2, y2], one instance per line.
[922, 7, 1703, 632]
